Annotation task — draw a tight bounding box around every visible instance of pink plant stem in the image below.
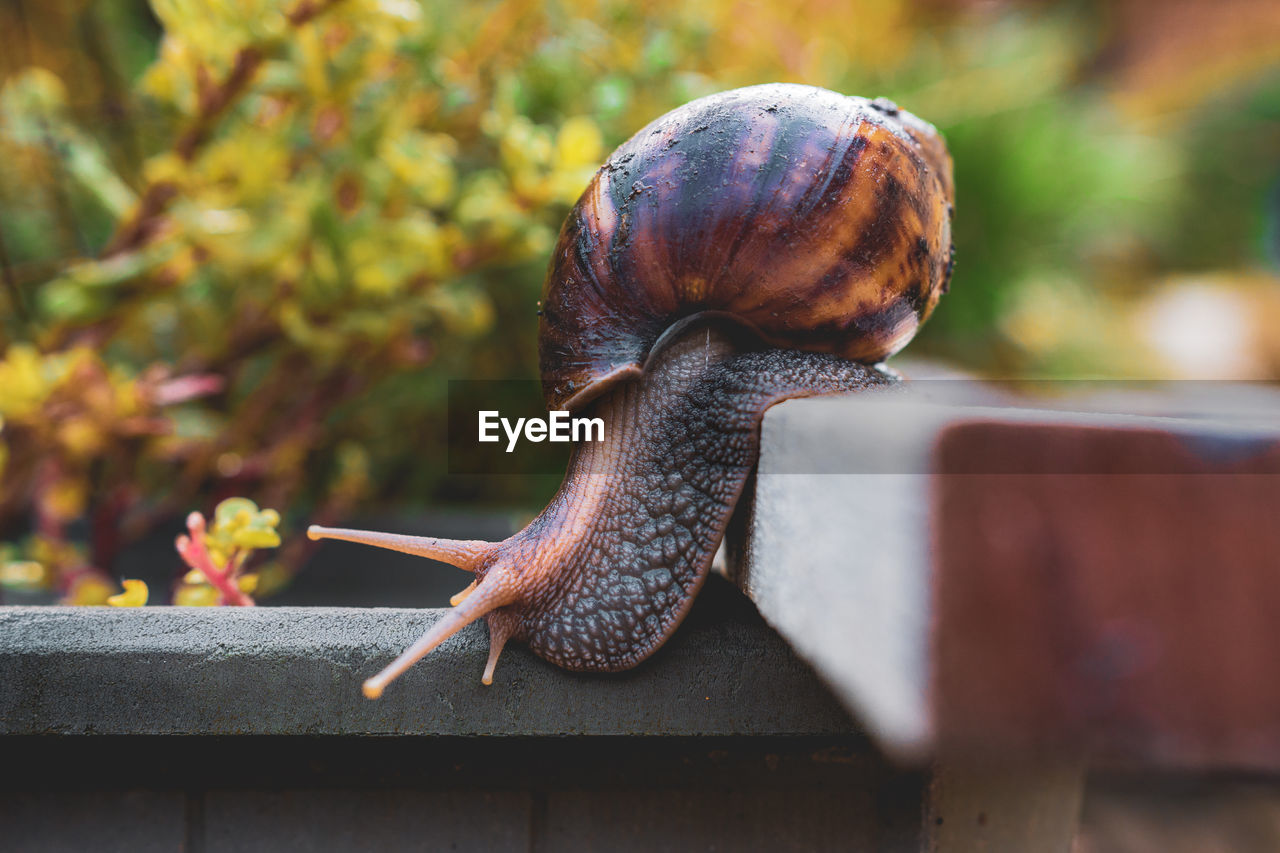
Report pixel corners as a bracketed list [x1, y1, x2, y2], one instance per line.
[176, 514, 254, 606]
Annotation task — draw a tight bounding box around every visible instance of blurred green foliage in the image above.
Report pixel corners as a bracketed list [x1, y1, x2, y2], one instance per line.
[1, 0, 1278, 599]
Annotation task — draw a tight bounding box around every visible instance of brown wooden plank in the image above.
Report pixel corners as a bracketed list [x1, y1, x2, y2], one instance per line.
[932, 421, 1280, 768]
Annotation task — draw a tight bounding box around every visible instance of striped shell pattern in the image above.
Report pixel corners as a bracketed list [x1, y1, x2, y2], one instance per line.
[538, 83, 955, 411]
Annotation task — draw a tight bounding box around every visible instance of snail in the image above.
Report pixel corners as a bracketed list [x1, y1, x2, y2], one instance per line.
[308, 83, 954, 696]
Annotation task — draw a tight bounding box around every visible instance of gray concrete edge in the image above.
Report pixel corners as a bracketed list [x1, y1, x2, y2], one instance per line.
[0, 604, 859, 737]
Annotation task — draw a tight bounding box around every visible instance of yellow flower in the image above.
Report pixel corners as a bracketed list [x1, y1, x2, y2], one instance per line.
[555, 117, 603, 168]
[0, 344, 50, 419]
[57, 417, 105, 458]
[107, 579, 149, 607]
[64, 573, 115, 606]
[380, 132, 458, 208]
[0, 559, 45, 588]
[211, 497, 282, 552]
[174, 583, 220, 607]
[43, 478, 88, 523]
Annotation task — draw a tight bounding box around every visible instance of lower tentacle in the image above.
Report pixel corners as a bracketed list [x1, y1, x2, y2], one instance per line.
[360, 566, 518, 698]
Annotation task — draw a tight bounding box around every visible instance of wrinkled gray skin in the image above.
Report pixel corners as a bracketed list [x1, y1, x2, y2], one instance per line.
[488, 320, 896, 671]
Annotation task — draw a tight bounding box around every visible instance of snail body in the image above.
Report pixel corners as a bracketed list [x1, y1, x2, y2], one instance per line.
[309, 84, 954, 694]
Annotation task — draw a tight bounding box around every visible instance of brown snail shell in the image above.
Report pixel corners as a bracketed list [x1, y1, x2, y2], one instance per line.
[539, 82, 954, 411]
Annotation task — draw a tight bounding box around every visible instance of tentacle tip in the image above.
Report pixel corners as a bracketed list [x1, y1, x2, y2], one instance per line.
[482, 640, 504, 686]
[362, 681, 384, 700]
[307, 525, 325, 541]
[449, 580, 477, 607]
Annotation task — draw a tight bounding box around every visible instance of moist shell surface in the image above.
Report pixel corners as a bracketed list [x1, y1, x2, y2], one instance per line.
[538, 82, 955, 411]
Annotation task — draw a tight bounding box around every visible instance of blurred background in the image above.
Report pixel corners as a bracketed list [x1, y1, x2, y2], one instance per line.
[2, 0, 1280, 604]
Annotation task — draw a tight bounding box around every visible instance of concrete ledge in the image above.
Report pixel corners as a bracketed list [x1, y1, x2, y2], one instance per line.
[0, 580, 857, 737]
[733, 390, 1280, 768]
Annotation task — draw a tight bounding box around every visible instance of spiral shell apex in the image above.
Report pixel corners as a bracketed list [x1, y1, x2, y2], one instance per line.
[538, 83, 956, 411]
